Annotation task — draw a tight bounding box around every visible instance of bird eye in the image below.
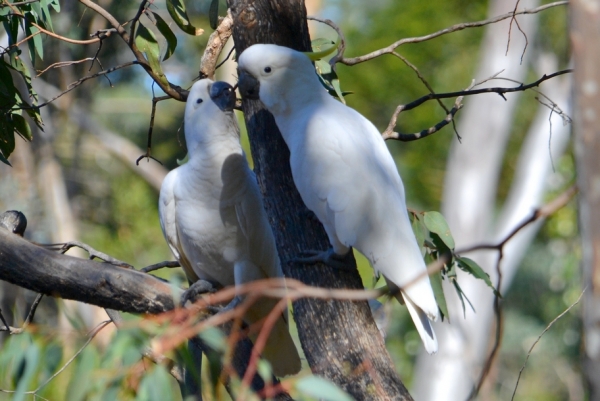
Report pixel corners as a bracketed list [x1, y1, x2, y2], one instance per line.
[264, 66, 272, 73]
[196, 98, 203, 104]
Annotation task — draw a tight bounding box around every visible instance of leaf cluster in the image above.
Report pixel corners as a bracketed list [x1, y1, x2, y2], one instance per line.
[410, 210, 500, 320]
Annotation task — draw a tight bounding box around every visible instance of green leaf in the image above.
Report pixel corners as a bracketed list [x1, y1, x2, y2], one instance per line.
[0, 61, 16, 107]
[66, 346, 98, 401]
[9, 48, 38, 104]
[13, 113, 32, 141]
[311, 38, 335, 52]
[314, 59, 348, 104]
[410, 213, 425, 255]
[451, 277, 475, 318]
[138, 366, 172, 401]
[150, 12, 177, 61]
[0, 151, 11, 166]
[166, 0, 204, 36]
[135, 23, 169, 87]
[427, 256, 448, 322]
[0, 116, 16, 158]
[423, 211, 455, 249]
[177, 153, 189, 165]
[199, 327, 227, 352]
[40, 0, 55, 32]
[3, 15, 19, 45]
[457, 257, 501, 297]
[295, 375, 354, 401]
[24, 12, 44, 63]
[13, 342, 40, 401]
[209, 0, 219, 30]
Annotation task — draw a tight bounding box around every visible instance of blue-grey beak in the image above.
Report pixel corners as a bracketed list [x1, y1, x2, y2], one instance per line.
[209, 81, 236, 112]
[237, 70, 260, 100]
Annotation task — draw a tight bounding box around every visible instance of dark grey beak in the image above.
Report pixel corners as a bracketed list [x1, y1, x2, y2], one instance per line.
[237, 70, 260, 100]
[209, 81, 236, 112]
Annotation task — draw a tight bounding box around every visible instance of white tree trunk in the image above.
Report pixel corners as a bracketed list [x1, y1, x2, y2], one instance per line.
[412, 0, 572, 399]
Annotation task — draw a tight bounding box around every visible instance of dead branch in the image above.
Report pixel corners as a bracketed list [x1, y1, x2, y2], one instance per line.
[383, 69, 572, 141]
[340, 1, 568, 66]
[200, 10, 234, 80]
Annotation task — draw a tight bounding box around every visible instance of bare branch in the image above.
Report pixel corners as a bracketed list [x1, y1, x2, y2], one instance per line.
[199, 10, 234, 80]
[383, 96, 464, 141]
[36, 58, 95, 77]
[510, 288, 585, 401]
[341, 1, 568, 66]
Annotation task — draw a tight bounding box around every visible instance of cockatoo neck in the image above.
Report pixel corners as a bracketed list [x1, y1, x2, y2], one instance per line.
[184, 111, 242, 164]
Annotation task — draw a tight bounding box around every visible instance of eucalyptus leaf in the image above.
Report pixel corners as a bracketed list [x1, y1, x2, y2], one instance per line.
[13, 113, 32, 141]
[429, 267, 448, 320]
[13, 342, 40, 401]
[166, 0, 203, 36]
[410, 213, 425, 255]
[295, 375, 354, 401]
[199, 327, 227, 352]
[0, 117, 16, 157]
[24, 14, 43, 63]
[452, 278, 475, 318]
[423, 211, 455, 249]
[209, 0, 219, 29]
[150, 12, 177, 61]
[457, 257, 501, 297]
[135, 23, 169, 87]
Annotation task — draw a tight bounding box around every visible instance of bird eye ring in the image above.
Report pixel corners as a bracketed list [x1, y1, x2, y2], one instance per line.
[196, 98, 203, 104]
[264, 66, 272, 73]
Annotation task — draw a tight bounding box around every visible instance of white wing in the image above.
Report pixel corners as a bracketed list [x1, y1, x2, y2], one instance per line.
[158, 167, 199, 283]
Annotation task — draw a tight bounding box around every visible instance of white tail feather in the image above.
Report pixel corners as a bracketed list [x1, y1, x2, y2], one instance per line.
[401, 292, 438, 354]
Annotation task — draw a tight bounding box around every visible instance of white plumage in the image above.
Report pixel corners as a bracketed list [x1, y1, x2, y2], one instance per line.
[237, 45, 440, 353]
[158, 79, 301, 375]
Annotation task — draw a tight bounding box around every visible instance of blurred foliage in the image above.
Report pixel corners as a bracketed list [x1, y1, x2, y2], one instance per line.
[0, 0, 579, 400]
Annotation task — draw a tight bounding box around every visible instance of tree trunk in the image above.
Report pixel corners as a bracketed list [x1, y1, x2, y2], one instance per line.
[571, 0, 600, 399]
[227, 1, 411, 399]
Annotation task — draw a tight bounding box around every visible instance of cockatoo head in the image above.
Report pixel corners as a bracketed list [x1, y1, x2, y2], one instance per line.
[184, 79, 237, 155]
[237, 44, 324, 113]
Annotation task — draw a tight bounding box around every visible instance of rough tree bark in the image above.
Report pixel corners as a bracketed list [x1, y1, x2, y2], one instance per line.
[228, 1, 411, 399]
[571, 0, 600, 399]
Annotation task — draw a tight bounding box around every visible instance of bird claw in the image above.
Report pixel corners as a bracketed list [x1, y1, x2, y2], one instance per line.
[181, 279, 217, 307]
[292, 248, 355, 271]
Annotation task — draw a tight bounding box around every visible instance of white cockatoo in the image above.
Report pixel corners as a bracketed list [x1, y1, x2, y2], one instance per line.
[237, 44, 440, 354]
[158, 78, 301, 375]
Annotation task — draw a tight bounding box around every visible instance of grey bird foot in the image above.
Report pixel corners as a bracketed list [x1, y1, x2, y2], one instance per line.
[292, 248, 355, 271]
[181, 279, 217, 307]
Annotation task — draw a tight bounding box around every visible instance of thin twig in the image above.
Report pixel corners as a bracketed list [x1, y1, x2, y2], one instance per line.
[13, 61, 138, 112]
[341, 1, 568, 65]
[458, 184, 578, 255]
[462, 184, 578, 399]
[136, 92, 170, 165]
[510, 288, 585, 401]
[141, 260, 181, 273]
[43, 240, 133, 268]
[36, 58, 95, 77]
[0, 320, 112, 396]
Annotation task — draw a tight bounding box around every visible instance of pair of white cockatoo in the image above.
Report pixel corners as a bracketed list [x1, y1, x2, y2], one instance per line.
[158, 43, 440, 376]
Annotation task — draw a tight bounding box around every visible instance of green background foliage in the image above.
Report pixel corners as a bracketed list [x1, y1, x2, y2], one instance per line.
[0, 0, 579, 400]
